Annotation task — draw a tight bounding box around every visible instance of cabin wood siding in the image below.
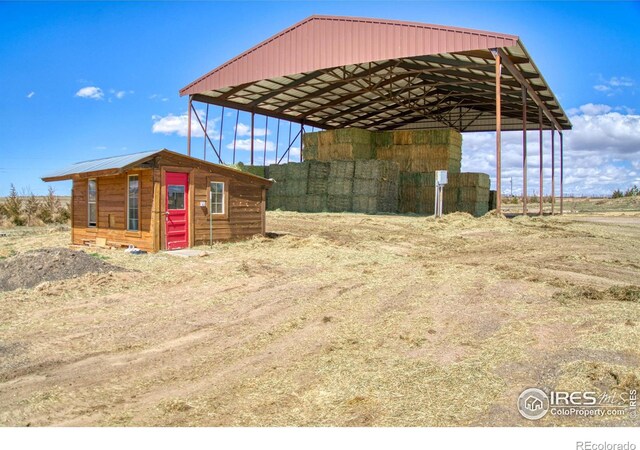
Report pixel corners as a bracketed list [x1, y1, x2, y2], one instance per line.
[71, 169, 154, 252]
[69, 153, 267, 252]
[193, 170, 264, 245]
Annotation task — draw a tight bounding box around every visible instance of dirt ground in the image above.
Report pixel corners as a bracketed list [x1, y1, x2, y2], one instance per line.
[0, 247, 126, 291]
[0, 210, 639, 426]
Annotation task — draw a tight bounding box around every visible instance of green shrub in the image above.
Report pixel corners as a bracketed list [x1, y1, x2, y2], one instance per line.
[4, 184, 25, 225]
[624, 185, 638, 197]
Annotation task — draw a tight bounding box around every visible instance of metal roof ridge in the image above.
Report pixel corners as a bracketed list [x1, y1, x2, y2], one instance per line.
[178, 14, 519, 96]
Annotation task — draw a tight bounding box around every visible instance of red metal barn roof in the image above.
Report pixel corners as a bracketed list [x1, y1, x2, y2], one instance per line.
[181, 15, 570, 132]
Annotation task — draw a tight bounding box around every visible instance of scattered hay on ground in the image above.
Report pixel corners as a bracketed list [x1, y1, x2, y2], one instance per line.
[553, 285, 640, 304]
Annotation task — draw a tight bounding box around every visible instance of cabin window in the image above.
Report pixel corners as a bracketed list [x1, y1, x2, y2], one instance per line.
[168, 185, 185, 210]
[88, 179, 97, 227]
[210, 182, 225, 215]
[127, 175, 139, 231]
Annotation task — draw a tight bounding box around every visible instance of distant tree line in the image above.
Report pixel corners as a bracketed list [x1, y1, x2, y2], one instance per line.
[611, 185, 639, 199]
[0, 184, 70, 226]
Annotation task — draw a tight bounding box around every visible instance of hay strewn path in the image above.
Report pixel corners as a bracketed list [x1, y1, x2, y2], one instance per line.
[0, 212, 639, 426]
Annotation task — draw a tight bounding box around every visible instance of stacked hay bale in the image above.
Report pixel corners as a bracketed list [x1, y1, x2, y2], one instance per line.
[352, 160, 399, 213]
[302, 128, 375, 161]
[448, 173, 490, 217]
[304, 161, 330, 212]
[399, 172, 489, 217]
[327, 161, 355, 212]
[376, 129, 462, 173]
[266, 164, 288, 210]
[489, 190, 497, 211]
[274, 127, 492, 216]
[398, 172, 456, 215]
[284, 162, 310, 211]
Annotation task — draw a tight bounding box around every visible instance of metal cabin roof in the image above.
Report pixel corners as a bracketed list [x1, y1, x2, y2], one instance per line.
[42, 150, 160, 181]
[41, 149, 272, 184]
[180, 15, 571, 132]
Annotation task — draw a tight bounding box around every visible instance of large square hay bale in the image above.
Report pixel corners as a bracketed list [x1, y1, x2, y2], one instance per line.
[327, 195, 353, 212]
[318, 130, 336, 146]
[354, 160, 387, 179]
[303, 132, 319, 148]
[266, 195, 286, 211]
[284, 178, 308, 196]
[458, 187, 490, 203]
[327, 178, 354, 196]
[353, 179, 378, 196]
[304, 194, 328, 212]
[285, 196, 304, 211]
[352, 196, 377, 214]
[458, 202, 489, 217]
[333, 128, 372, 145]
[286, 161, 310, 180]
[391, 129, 461, 146]
[448, 173, 491, 189]
[308, 160, 330, 179]
[373, 131, 393, 147]
[489, 190, 497, 210]
[269, 180, 287, 196]
[302, 145, 318, 161]
[267, 164, 287, 181]
[307, 161, 330, 195]
[329, 160, 355, 179]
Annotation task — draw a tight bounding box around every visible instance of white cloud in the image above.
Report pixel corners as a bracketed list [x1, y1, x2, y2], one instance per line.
[151, 111, 220, 139]
[566, 103, 611, 116]
[235, 122, 270, 137]
[109, 89, 133, 100]
[149, 94, 169, 102]
[461, 103, 640, 196]
[593, 76, 635, 96]
[26, 91, 35, 99]
[609, 76, 634, 88]
[75, 86, 104, 100]
[226, 138, 275, 152]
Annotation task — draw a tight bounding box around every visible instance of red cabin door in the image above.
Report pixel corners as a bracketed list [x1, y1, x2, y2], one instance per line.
[165, 172, 189, 250]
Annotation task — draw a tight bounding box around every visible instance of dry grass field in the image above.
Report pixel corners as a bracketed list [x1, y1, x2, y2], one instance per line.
[0, 209, 639, 426]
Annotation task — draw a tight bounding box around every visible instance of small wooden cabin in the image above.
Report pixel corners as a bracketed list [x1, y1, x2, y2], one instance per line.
[42, 149, 273, 252]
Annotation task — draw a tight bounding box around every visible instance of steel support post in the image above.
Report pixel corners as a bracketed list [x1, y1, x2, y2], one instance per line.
[539, 109, 543, 216]
[250, 112, 255, 166]
[551, 129, 556, 214]
[560, 132, 564, 214]
[494, 52, 502, 213]
[522, 86, 528, 214]
[187, 95, 192, 156]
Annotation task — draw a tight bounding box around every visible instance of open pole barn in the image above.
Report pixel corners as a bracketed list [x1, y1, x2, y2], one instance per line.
[42, 149, 272, 252]
[180, 15, 571, 215]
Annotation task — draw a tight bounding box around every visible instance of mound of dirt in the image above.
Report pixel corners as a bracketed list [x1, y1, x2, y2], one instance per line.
[0, 248, 127, 292]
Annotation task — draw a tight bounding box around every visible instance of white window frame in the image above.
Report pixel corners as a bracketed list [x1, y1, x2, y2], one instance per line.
[210, 181, 225, 215]
[127, 174, 139, 231]
[88, 178, 97, 227]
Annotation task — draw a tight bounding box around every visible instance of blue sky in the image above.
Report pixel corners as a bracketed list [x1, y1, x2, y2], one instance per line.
[1, 1, 639, 196]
